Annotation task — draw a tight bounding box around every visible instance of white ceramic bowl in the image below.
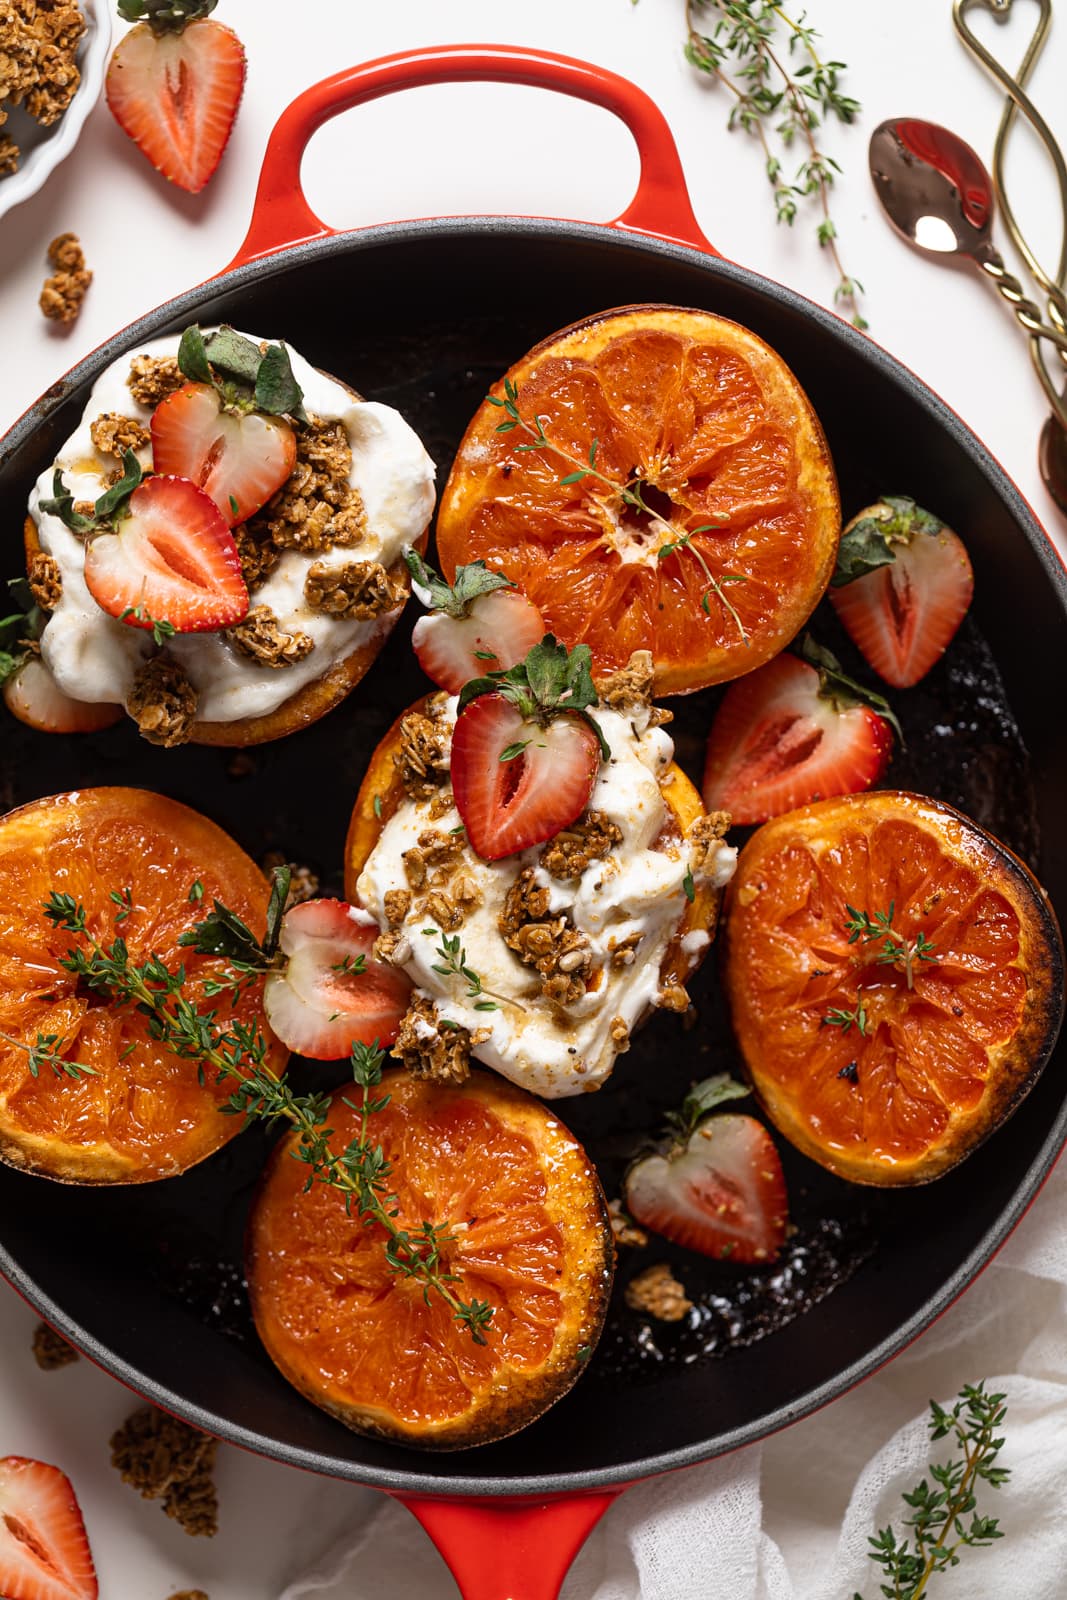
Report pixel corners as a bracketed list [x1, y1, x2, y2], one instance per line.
[0, 0, 112, 222]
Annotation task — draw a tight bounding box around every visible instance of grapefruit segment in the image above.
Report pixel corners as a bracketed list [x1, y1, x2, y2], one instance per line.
[0, 787, 285, 1183]
[722, 792, 1064, 1184]
[246, 1070, 613, 1449]
[436, 306, 840, 694]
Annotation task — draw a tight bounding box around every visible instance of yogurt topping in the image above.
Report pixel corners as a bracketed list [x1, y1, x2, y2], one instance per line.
[29, 333, 436, 723]
[357, 698, 736, 1099]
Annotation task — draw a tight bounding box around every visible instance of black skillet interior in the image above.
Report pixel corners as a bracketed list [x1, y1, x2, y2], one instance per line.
[1, 221, 1066, 1498]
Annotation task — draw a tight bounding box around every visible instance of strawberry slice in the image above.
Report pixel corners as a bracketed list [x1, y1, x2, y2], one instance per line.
[0, 1456, 98, 1600]
[829, 495, 974, 688]
[452, 695, 601, 860]
[626, 1106, 788, 1265]
[406, 553, 545, 693]
[83, 475, 248, 634]
[702, 638, 897, 825]
[106, 13, 246, 195]
[450, 635, 607, 860]
[263, 899, 412, 1060]
[3, 658, 122, 735]
[151, 383, 297, 527]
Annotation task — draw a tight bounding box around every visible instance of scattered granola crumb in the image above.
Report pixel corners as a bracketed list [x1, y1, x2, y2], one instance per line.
[657, 984, 690, 1014]
[540, 810, 622, 880]
[90, 412, 151, 460]
[127, 654, 198, 748]
[261, 852, 319, 906]
[304, 559, 401, 619]
[39, 232, 91, 325]
[227, 605, 315, 669]
[32, 1321, 78, 1370]
[27, 550, 62, 611]
[0, 134, 19, 175]
[395, 710, 449, 801]
[402, 828, 464, 893]
[110, 1406, 218, 1538]
[625, 1262, 692, 1322]
[127, 353, 185, 407]
[247, 416, 367, 554]
[392, 993, 471, 1084]
[609, 1014, 631, 1053]
[611, 930, 643, 968]
[608, 1199, 648, 1249]
[372, 928, 411, 966]
[233, 525, 280, 591]
[500, 868, 591, 1006]
[227, 751, 256, 779]
[687, 810, 732, 869]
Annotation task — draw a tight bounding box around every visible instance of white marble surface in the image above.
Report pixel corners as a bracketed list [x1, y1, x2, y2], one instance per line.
[2, 0, 1066, 1595]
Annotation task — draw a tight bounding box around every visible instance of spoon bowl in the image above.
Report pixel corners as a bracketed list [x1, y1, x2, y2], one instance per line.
[869, 118, 995, 264]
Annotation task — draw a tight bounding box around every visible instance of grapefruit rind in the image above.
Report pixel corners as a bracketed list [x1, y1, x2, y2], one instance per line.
[0, 787, 286, 1184]
[246, 1070, 614, 1450]
[722, 791, 1064, 1185]
[435, 304, 840, 695]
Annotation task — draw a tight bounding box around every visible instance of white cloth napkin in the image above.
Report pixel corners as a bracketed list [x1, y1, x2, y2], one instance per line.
[280, 1153, 1067, 1600]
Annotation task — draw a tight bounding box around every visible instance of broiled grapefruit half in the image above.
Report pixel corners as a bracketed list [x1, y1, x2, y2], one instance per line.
[0, 787, 286, 1183]
[722, 791, 1064, 1185]
[343, 695, 725, 1000]
[435, 305, 839, 694]
[246, 1069, 614, 1450]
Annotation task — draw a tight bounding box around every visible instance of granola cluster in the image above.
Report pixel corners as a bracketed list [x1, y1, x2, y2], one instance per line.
[227, 604, 315, 669]
[304, 558, 401, 619]
[394, 703, 450, 801]
[687, 809, 732, 868]
[392, 992, 473, 1085]
[245, 416, 367, 559]
[126, 353, 185, 407]
[0, 0, 85, 176]
[607, 1199, 648, 1250]
[110, 1406, 219, 1538]
[540, 809, 622, 880]
[598, 647, 672, 726]
[90, 411, 151, 461]
[127, 654, 197, 747]
[624, 1262, 693, 1323]
[39, 231, 90, 325]
[499, 868, 592, 1007]
[27, 549, 61, 610]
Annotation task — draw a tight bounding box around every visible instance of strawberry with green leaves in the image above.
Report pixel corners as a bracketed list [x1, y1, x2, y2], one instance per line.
[107, 0, 246, 195]
[452, 636, 609, 860]
[703, 635, 898, 824]
[829, 495, 974, 688]
[38, 450, 248, 634]
[625, 1075, 789, 1264]
[151, 326, 304, 527]
[405, 551, 545, 693]
[0, 581, 121, 734]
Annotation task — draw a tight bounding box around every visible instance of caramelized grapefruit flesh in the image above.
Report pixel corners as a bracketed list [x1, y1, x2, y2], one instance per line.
[247, 1070, 613, 1449]
[0, 787, 284, 1183]
[436, 306, 839, 694]
[723, 792, 1063, 1184]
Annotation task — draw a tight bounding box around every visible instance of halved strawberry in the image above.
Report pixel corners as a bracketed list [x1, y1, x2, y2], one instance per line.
[106, 12, 246, 195]
[452, 695, 601, 861]
[263, 899, 412, 1060]
[625, 1112, 788, 1264]
[829, 496, 974, 688]
[702, 638, 896, 825]
[3, 658, 122, 734]
[83, 475, 248, 633]
[151, 383, 297, 527]
[0, 1456, 98, 1600]
[406, 553, 545, 693]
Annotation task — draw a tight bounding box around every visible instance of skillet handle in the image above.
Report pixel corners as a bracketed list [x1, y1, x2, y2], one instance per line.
[225, 43, 716, 271]
[395, 1491, 620, 1600]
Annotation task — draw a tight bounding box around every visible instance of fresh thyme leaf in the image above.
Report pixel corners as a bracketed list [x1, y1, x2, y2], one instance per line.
[843, 902, 937, 990]
[856, 1382, 1009, 1600]
[823, 1003, 868, 1036]
[118, 603, 177, 646]
[499, 740, 531, 763]
[682, 866, 695, 902]
[433, 932, 503, 1010]
[373, 794, 383, 818]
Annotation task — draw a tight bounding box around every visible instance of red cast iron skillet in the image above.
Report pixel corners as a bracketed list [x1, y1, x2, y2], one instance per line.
[2, 45, 1067, 1600]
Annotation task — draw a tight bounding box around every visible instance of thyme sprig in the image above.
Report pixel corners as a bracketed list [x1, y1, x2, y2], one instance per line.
[432, 932, 506, 1012]
[845, 902, 938, 990]
[823, 1002, 869, 1036]
[855, 1382, 1009, 1600]
[678, 0, 867, 329]
[488, 380, 745, 633]
[9, 878, 493, 1344]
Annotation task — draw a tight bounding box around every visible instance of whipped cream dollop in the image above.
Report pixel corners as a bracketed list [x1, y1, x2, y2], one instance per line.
[357, 698, 737, 1099]
[28, 333, 436, 724]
